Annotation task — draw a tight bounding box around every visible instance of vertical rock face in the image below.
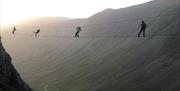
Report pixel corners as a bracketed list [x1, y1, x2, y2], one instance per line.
[0, 37, 33, 91]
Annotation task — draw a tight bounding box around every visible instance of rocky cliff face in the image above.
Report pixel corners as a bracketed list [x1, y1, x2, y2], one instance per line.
[0, 36, 33, 91]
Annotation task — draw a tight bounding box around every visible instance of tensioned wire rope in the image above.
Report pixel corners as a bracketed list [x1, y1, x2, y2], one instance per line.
[1, 12, 180, 39]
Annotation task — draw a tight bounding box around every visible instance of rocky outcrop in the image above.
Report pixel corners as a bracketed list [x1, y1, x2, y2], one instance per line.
[0, 36, 33, 91]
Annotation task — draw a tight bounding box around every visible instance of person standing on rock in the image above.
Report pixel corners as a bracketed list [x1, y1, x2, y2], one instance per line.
[75, 26, 82, 38]
[138, 20, 147, 37]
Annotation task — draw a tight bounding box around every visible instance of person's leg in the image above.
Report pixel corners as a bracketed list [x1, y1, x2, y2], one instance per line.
[143, 29, 145, 37]
[75, 32, 78, 37]
[138, 28, 143, 37]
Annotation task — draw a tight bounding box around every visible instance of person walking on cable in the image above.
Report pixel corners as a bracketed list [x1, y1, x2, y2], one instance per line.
[138, 20, 147, 37]
[75, 26, 82, 38]
[12, 26, 16, 34]
[34, 29, 40, 37]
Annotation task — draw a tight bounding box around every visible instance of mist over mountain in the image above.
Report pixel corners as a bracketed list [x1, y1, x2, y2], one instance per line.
[1, 0, 180, 91]
[16, 17, 71, 27]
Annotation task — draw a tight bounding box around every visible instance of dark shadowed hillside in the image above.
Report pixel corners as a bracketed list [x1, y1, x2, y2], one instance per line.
[1, 0, 180, 91]
[0, 37, 33, 91]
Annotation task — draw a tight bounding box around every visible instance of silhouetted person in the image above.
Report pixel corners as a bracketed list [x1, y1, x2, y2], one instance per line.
[34, 29, 40, 37]
[12, 26, 16, 34]
[75, 26, 82, 38]
[138, 20, 147, 37]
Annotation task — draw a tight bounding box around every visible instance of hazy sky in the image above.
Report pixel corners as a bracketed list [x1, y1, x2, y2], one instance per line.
[0, 0, 152, 25]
